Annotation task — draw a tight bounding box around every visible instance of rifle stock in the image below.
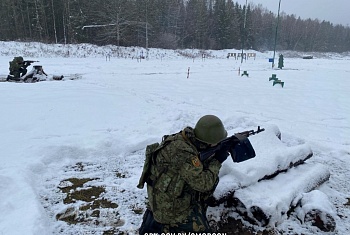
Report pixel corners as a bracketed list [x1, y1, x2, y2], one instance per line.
[199, 126, 265, 163]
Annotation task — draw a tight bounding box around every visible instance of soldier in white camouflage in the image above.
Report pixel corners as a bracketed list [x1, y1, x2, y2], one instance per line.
[138, 115, 229, 234]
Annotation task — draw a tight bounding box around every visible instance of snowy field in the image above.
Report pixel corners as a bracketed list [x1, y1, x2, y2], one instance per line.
[0, 42, 349, 235]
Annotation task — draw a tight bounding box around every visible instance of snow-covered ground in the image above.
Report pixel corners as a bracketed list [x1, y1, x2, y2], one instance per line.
[0, 42, 349, 235]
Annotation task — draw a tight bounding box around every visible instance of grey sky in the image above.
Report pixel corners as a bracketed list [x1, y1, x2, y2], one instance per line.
[236, 0, 350, 26]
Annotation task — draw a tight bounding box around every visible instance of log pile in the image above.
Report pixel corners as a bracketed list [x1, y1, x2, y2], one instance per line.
[210, 125, 336, 233]
[232, 163, 330, 227]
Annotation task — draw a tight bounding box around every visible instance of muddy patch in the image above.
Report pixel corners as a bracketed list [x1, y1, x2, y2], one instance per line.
[56, 176, 124, 229]
[38, 159, 137, 234]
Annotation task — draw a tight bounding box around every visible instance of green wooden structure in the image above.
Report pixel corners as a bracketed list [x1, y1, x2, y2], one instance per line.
[273, 80, 284, 88]
[241, 71, 249, 77]
[269, 74, 278, 81]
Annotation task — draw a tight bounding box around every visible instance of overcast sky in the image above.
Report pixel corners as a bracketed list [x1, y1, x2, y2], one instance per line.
[236, 0, 350, 26]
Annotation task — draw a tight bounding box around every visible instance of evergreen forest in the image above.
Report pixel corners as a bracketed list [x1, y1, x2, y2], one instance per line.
[1, 0, 349, 52]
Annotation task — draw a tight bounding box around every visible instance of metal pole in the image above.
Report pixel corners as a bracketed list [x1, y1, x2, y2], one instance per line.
[146, 0, 148, 50]
[241, 0, 248, 64]
[272, 0, 282, 68]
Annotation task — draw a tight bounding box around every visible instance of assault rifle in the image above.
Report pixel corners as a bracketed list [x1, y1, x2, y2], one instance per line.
[23, 60, 39, 64]
[199, 126, 265, 163]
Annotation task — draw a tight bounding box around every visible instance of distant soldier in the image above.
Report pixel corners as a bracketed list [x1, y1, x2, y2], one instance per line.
[138, 115, 229, 234]
[278, 54, 284, 69]
[7, 56, 36, 81]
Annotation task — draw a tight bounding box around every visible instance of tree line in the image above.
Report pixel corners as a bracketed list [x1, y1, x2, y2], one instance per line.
[1, 0, 349, 52]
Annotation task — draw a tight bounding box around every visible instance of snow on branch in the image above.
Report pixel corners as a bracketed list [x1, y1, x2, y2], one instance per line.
[82, 24, 116, 30]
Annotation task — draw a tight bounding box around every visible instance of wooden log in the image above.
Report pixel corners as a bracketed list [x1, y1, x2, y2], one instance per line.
[294, 190, 336, 232]
[231, 163, 330, 227]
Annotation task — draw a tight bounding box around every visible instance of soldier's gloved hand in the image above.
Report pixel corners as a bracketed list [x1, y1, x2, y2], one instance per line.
[214, 150, 229, 163]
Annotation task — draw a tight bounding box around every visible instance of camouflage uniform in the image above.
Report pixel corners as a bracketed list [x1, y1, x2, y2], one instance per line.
[8, 56, 31, 79]
[139, 126, 222, 233]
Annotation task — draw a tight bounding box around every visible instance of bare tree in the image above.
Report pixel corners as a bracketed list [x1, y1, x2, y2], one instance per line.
[51, 0, 58, 43]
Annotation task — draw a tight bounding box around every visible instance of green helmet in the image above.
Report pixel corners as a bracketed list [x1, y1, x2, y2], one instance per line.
[14, 56, 24, 62]
[194, 115, 227, 145]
